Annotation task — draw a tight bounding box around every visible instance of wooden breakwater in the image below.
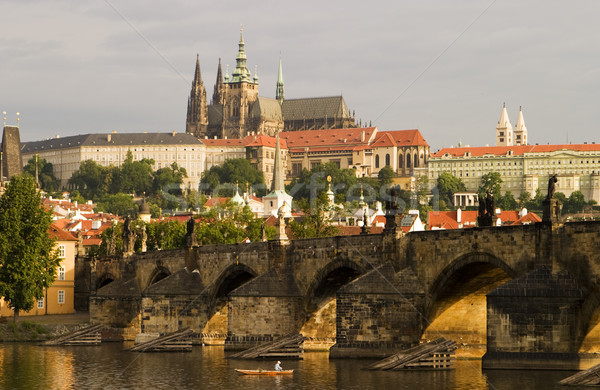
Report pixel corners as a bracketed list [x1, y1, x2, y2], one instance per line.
[363, 338, 457, 370]
[41, 324, 103, 346]
[128, 329, 194, 352]
[229, 334, 305, 359]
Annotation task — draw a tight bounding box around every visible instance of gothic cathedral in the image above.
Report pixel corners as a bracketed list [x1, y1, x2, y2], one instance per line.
[186, 29, 357, 140]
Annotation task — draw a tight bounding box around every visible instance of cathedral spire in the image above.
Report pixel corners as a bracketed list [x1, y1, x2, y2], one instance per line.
[276, 54, 284, 103]
[212, 58, 224, 105]
[186, 55, 208, 137]
[230, 26, 253, 83]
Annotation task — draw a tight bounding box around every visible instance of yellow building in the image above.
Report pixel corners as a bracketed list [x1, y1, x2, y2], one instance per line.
[0, 224, 76, 317]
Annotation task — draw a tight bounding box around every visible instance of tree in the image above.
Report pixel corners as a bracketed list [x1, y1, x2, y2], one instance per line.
[153, 162, 187, 196]
[0, 175, 61, 320]
[68, 159, 109, 199]
[435, 172, 466, 208]
[377, 166, 395, 186]
[518, 191, 531, 209]
[289, 194, 340, 239]
[497, 190, 517, 211]
[96, 193, 138, 217]
[200, 158, 266, 197]
[111, 151, 154, 195]
[564, 191, 586, 214]
[23, 156, 60, 193]
[478, 172, 502, 198]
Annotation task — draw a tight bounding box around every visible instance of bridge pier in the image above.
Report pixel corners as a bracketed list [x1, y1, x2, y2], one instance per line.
[483, 266, 594, 370]
[329, 263, 426, 358]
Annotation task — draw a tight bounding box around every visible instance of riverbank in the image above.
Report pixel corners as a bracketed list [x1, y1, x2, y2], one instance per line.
[0, 312, 90, 342]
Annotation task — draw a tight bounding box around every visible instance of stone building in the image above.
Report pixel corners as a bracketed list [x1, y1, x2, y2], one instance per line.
[185, 29, 356, 140]
[1, 125, 23, 183]
[21, 132, 207, 190]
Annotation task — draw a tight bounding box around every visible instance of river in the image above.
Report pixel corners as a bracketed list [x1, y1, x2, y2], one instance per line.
[0, 343, 581, 389]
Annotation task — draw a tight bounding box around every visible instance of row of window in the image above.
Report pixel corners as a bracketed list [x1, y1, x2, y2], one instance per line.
[37, 290, 66, 308]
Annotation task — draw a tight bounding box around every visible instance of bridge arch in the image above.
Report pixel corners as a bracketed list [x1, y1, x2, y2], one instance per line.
[423, 251, 516, 354]
[146, 266, 171, 289]
[211, 263, 258, 300]
[96, 273, 116, 290]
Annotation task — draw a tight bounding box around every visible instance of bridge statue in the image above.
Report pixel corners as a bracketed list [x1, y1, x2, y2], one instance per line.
[543, 174, 561, 223]
[122, 216, 135, 255]
[186, 216, 197, 247]
[477, 191, 496, 227]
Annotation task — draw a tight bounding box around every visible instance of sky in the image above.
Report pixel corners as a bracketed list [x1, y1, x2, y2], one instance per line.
[2, 0, 600, 151]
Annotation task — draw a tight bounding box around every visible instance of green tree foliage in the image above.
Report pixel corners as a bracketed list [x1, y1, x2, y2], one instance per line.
[0, 175, 61, 320]
[111, 151, 154, 195]
[200, 159, 266, 197]
[497, 190, 518, 211]
[478, 172, 502, 198]
[146, 220, 187, 250]
[153, 162, 187, 196]
[195, 204, 272, 244]
[23, 157, 60, 193]
[377, 166, 395, 186]
[561, 191, 586, 214]
[518, 191, 531, 209]
[95, 193, 138, 217]
[69, 160, 109, 199]
[289, 193, 340, 239]
[525, 188, 545, 211]
[435, 172, 466, 208]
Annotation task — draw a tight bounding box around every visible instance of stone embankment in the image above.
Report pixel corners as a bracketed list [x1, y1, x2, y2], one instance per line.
[0, 312, 90, 342]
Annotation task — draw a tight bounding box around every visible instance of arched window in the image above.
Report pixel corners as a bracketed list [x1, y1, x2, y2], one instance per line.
[414, 153, 418, 168]
[375, 155, 380, 168]
[406, 154, 411, 168]
[398, 153, 403, 168]
[385, 154, 390, 166]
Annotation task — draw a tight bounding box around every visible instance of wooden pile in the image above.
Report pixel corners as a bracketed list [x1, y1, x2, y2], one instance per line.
[558, 363, 600, 386]
[229, 334, 305, 360]
[363, 338, 457, 370]
[41, 324, 104, 346]
[128, 329, 194, 352]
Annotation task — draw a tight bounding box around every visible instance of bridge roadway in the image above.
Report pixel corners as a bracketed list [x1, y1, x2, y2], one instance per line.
[88, 221, 600, 369]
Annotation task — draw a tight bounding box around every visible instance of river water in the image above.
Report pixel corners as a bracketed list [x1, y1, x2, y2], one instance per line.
[0, 343, 582, 389]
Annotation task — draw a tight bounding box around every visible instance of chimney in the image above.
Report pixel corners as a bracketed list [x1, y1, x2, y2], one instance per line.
[172, 131, 176, 136]
[107, 134, 111, 142]
[361, 130, 365, 142]
[456, 208, 461, 223]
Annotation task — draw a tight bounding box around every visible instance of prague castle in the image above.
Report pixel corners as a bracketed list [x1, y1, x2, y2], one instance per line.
[186, 29, 356, 140]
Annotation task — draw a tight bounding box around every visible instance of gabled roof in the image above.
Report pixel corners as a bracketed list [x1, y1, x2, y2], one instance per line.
[250, 97, 283, 121]
[281, 96, 351, 121]
[511, 212, 542, 225]
[49, 223, 77, 241]
[381, 129, 429, 147]
[245, 134, 287, 149]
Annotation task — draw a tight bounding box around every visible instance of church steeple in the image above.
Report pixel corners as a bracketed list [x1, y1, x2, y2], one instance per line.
[276, 54, 284, 103]
[495, 102, 513, 146]
[514, 106, 528, 146]
[212, 58, 224, 105]
[186, 54, 208, 137]
[271, 131, 285, 192]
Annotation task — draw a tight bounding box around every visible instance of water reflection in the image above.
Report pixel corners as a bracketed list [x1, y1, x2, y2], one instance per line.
[0, 344, 578, 390]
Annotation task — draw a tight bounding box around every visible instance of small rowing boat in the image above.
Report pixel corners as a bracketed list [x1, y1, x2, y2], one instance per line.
[235, 368, 294, 375]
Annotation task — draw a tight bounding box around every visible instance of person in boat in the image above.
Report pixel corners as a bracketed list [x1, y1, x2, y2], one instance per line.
[274, 361, 282, 371]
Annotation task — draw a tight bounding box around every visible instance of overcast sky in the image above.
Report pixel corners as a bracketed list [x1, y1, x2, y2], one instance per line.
[2, 0, 599, 151]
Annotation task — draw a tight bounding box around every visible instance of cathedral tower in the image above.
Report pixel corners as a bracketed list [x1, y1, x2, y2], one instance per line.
[513, 106, 528, 146]
[222, 28, 259, 139]
[212, 58, 225, 106]
[186, 55, 208, 137]
[495, 103, 513, 146]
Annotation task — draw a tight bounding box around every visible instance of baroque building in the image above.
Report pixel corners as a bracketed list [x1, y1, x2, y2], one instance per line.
[186, 29, 356, 140]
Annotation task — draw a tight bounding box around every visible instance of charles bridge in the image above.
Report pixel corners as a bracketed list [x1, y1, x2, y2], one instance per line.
[82, 220, 600, 370]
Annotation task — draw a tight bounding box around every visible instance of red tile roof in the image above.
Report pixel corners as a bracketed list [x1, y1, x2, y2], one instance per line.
[511, 212, 542, 225]
[280, 127, 377, 149]
[432, 143, 600, 158]
[245, 134, 288, 149]
[379, 129, 429, 147]
[49, 223, 77, 241]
